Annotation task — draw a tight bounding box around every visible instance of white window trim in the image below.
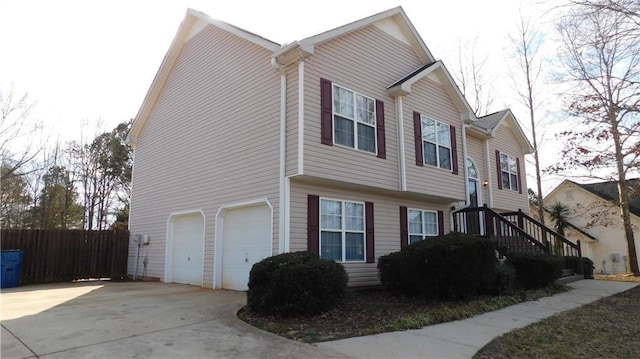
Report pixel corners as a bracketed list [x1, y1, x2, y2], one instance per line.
[407, 208, 439, 245]
[421, 115, 452, 170]
[500, 153, 519, 192]
[319, 197, 366, 263]
[332, 84, 377, 155]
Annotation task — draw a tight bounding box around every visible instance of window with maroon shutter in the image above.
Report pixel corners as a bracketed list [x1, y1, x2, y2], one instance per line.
[365, 202, 375, 263]
[317, 197, 368, 262]
[413, 112, 423, 166]
[375, 100, 386, 159]
[497, 151, 520, 192]
[307, 195, 320, 254]
[400, 206, 408, 249]
[321, 80, 384, 156]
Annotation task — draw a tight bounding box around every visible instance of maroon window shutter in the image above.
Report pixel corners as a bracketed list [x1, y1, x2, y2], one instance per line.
[516, 157, 523, 194]
[365, 202, 375, 263]
[320, 78, 333, 145]
[400, 206, 408, 249]
[437, 210, 445, 235]
[413, 112, 423, 166]
[376, 100, 386, 159]
[495, 150, 503, 190]
[307, 195, 320, 254]
[450, 125, 458, 175]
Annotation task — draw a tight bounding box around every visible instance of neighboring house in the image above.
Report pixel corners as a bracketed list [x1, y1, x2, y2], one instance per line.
[542, 179, 640, 274]
[126, 7, 533, 290]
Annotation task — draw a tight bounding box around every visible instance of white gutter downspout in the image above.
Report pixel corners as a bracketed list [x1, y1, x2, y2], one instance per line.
[484, 139, 494, 207]
[396, 96, 407, 191]
[461, 123, 470, 206]
[274, 61, 288, 253]
[297, 58, 305, 175]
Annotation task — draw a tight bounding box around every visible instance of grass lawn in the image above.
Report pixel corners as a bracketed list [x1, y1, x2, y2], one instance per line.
[474, 276, 640, 359]
[237, 285, 567, 343]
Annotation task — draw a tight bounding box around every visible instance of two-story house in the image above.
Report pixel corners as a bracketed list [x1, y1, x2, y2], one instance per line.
[127, 7, 534, 290]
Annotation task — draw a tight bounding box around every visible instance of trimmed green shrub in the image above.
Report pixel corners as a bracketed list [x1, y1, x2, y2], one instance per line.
[378, 233, 498, 300]
[247, 251, 348, 317]
[492, 262, 516, 295]
[583, 257, 595, 279]
[507, 253, 564, 289]
[564, 255, 595, 278]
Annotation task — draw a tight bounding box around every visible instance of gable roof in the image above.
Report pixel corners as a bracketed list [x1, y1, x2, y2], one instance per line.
[387, 61, 476, 122]
[273, 7, 435, 66]
[471, 109, 534, 154]
[578, 179, 640, 217]
[127, 9, 280, 146]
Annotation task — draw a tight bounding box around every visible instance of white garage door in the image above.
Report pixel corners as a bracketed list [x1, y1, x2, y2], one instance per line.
[171, 214, 204, 286]
[222, 205, 272, 290]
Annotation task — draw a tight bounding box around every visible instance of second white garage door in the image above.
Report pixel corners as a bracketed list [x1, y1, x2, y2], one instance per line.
[222, 204, 272, 290]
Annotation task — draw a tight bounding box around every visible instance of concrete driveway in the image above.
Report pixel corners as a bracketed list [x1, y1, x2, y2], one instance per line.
[1, 281, 342, 359]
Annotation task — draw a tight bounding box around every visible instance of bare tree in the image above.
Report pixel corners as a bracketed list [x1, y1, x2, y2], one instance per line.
[0, 84, 45, 176]
[509, 13, 547, 226]
[452, 38, 495, 115]
[554, 0, 640, 273]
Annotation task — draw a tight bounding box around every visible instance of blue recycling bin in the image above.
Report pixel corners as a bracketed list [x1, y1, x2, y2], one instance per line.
[1, 250, 24, 288]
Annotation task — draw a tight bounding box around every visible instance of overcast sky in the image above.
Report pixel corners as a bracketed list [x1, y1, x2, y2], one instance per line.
[1, 0, 567, 192]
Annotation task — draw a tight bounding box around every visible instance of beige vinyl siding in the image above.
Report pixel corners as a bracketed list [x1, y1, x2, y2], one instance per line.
[128, 24, 281, 288]
[403, 77, 466, 201]
[301, 26, 423, 191]
[285, 65, 299, 176]
[489, 124, 529, 213]
[289, 178, 452, 287]
[466, 135, 488, 205]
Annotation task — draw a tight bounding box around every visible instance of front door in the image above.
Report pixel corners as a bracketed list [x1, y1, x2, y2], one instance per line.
[467, 158, 483, 234]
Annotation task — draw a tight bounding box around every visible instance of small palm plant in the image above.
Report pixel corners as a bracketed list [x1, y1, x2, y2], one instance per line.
[547, 201, 571, 255]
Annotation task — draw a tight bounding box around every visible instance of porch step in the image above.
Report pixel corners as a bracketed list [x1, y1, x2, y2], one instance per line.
[562, 268, 575, 277]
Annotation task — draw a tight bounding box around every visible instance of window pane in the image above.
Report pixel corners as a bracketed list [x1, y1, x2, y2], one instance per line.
[357, 123, 376, 153]
[467, 159, 478, 179]
[356, 95, 375, 125]
[321, 231, 342, 261]
[424, 211, 438, 235]
[409, 235, 423, 245]
[439, 146, 451, 170]
[500, 154, 509, 171]
[422, 118, 436, 143]
[509, 156, 517, 172]
[437, 123, 450, 147]
[510, 174, 519, 191]
[345, 202, 364, 231]
[423, 142, 437, 166]
[345, 232, 364, 261]
[333, 86, 353, 118]
[321, 199, 341, 230]
[502, 171, 510, 189]
[334, 115, 354, 147]
[408, 210, 423, 234]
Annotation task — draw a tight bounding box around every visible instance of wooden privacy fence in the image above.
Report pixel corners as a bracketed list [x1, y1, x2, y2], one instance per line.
[1, 229, 130, 285]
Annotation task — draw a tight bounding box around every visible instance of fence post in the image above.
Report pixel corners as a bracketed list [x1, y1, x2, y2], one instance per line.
[483, 204, 494, 236]
[517, 209, 524, 229]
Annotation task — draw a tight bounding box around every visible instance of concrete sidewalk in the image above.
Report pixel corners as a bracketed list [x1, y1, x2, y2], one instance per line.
[318, 279, 638, 359]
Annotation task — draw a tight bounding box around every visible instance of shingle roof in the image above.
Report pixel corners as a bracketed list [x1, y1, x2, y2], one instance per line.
[474, 110, 509, 131]
[577, 179, 640, 217]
